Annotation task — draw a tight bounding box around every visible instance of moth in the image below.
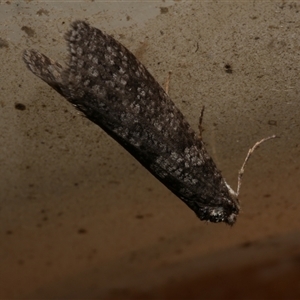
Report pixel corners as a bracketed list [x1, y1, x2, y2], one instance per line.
[23, 21, 275, 225]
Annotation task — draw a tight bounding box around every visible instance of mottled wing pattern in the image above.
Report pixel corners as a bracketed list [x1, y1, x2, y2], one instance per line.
[23, 50, 64, 95]
[23, 21, 239, 225]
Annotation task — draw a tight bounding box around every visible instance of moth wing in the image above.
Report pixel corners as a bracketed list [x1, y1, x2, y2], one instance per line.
[23, 50, 65, 95]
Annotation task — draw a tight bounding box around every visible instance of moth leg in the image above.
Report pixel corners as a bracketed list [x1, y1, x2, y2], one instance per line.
[236, 134, 278, 196]
[164, 71, 172, 95]
[198, 106, 205, 139]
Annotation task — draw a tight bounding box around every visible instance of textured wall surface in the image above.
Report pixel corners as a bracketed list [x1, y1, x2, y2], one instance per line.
[0, 1, 300, 298]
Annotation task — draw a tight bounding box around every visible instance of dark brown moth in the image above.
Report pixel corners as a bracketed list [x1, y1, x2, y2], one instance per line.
[23, 21, 275, 225]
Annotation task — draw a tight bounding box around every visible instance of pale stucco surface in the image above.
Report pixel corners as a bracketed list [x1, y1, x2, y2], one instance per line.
[0, 1, 300, 298]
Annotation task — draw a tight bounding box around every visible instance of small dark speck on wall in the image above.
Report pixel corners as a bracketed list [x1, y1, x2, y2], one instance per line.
[160, 7, 169, 14]
[18, 259, 25, 266]
[135, 214, 144, 219]
[0, 38, 9, 48]
[225, 64, 233, 74]
[264, 194, 271, 198]
[36, 8, 49, 16]
[268, 120, 277, 126]
[15, 103, 26, 110]
[78, 228, 87, 234]
[240, 241, 253, 248]
[135, 213, 153, 219]
[21, 26, 35, 37]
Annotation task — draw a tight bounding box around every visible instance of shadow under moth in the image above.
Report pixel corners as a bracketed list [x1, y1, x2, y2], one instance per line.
[23, 21, 275, 225]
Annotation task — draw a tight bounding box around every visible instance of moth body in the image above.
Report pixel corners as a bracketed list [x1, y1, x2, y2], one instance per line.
[23, 21, 240, 225]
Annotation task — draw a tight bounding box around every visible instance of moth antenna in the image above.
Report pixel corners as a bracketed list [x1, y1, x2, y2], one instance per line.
[236, 134, 278, 197]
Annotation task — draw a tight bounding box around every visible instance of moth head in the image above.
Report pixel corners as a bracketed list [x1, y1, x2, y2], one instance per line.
[205, 206, 238, 226]
[193, 195, 240, 226]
